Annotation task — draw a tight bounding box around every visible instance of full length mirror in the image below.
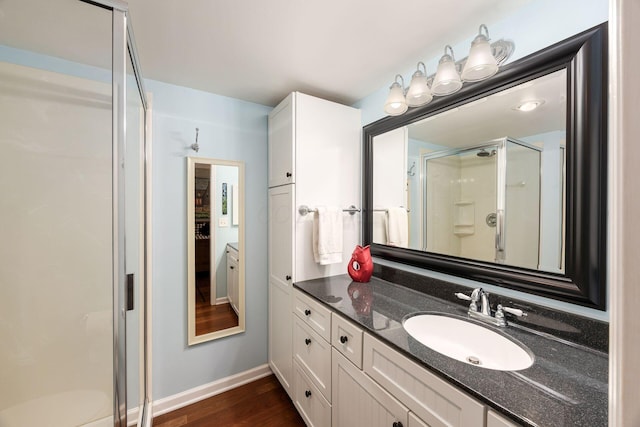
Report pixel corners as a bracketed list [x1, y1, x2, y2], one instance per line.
[187, 157, 245, 345]
[364, 24, 607, 309]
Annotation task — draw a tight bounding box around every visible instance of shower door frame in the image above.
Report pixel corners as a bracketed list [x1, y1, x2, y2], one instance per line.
[420, 137, 542, 265]
[80, 1, 150, 426]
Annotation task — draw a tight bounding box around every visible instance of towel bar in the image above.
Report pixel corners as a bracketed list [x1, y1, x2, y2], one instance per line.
[373, 208, 411, 213]
[298, 205, 360, 216]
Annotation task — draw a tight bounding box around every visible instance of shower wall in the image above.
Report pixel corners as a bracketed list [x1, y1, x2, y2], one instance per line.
[0, 61, 113, 426]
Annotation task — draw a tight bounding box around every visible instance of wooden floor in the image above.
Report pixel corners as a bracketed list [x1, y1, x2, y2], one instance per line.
[195, 273, 239, 336]
[153, 375, 305, 427]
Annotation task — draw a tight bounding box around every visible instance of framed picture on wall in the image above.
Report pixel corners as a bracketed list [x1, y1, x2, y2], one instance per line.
[222, 182, 228, 215]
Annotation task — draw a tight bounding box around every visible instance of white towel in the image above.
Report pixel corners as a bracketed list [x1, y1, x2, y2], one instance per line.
[372, 211, 387, 244]
[386, 207, 408, 247]
[313, 206, 343, 265]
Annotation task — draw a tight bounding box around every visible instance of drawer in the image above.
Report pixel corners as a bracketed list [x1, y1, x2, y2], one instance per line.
[331, 313, 363, 369]
[293, 289, 331, 341]
[363, 334, 485, 427]
[293, 315, 332, 402]
[293, 360, 331, 427]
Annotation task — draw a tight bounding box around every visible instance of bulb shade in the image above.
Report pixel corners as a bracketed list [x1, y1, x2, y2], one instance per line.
[461, 35, 498, 82]
[384, 82, 408, 116]
[406, 70, 433, 107]
[431, 55, 462, 96]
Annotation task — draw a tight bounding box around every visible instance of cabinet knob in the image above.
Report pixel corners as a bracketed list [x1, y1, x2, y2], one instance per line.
[305, 338, 311, 346]
[340, 335, 348, 344]
[286, 275, 292, 281]
[304, 309, 311, 316]
[286, 172, 292, 178]
[305, 390, 312, 398]
[392, 422, 403, 427]
[230, 266, 234, 270]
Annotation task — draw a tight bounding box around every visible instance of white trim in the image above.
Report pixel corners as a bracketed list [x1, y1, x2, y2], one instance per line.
[609, 0, 640, 425]
[152, 364, 273, 417]
[215, 296, 229, 305]
[143, 92, 154, 426]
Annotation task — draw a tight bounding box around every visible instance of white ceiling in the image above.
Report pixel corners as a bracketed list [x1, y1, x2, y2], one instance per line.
[0, 0, 531, 107]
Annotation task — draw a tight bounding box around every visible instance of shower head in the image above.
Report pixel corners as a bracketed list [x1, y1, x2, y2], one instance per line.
[477, 148, 496, 158]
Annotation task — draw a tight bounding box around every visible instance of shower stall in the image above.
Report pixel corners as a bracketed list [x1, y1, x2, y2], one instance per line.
[422, 137, 542, 269]
[0, 1, 149, 426]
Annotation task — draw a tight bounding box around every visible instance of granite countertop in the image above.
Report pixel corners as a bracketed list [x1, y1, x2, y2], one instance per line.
[294, 275, 608, 427]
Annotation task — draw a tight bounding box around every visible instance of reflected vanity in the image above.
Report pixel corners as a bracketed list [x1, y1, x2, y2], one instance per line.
[363, 24, 607, 309]
[187, 157, 245, 345]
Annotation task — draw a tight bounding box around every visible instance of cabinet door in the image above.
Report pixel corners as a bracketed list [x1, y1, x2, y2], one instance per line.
[363, 334, 485, 427]
[268, 92, 295, 187]
[332, 348, 408, 427]
[269, 281, 292, 397]
[227, 255, 239, 314]
[269, 185, 294, 286]
[487, 410, 521, 427]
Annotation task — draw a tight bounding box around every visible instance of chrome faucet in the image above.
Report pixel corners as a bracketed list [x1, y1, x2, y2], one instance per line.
[455, 288, 526, 327]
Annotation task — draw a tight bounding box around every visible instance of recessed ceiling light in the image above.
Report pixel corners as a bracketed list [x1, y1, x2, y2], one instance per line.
[513, 100, 545, 112]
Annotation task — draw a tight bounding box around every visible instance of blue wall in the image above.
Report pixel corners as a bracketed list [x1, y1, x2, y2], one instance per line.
[147, 78, 271, 400]
[353, 0, 609, 321]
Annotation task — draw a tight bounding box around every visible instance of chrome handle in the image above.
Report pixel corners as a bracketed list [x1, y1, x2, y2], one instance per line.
[499, 305, 526, 317]
[496, 209, 505, 252]
[454, 292, 471, 301]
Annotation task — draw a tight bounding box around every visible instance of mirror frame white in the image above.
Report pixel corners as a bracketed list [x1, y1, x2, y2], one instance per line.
[187, 157, 245, 345]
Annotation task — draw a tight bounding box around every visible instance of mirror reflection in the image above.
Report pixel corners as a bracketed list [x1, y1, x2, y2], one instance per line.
[372, 69, 566, 273]
[188, 157, 245, 345]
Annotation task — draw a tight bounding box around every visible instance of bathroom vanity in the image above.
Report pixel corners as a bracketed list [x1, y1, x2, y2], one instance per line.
[291, 273, 607, 427]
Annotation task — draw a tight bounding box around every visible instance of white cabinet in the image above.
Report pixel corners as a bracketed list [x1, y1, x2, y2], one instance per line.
[294, 360, 332, 427]
[332, 348, 408, 427]
[293, 314, 332, 402]
[226, 245, 239, 314]
[268, 92, 361, 401]
[268, 185, 294, 397]
[363, 334, 485, 427]
[268, 92, 295, 188]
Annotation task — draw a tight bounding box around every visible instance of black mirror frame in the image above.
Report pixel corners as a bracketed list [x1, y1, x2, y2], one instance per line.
[363, 23, 607, 310]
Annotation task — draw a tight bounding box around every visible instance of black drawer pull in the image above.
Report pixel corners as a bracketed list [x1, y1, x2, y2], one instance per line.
[392, 422, 403, 427]
[286, 172, 292, 178]
[305, 338, 311, 346]
[305, 390, 311, 398]
[340, 335, 348, 344]
[304, 309, 311, 316]
[286, 275, 292, 281]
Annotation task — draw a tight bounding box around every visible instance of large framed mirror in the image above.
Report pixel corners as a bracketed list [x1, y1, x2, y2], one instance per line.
[363, 24, 607, 309]
[187, 157, 245, 345]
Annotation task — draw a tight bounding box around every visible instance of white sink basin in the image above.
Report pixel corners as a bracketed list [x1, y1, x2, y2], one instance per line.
[403, 313, 534, 371]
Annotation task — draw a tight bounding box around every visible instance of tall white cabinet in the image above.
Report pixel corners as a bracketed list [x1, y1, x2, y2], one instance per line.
[267, 92, 361, 398]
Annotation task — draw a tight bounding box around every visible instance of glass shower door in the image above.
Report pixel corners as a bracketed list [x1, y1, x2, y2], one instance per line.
[0, 1, 115, 426]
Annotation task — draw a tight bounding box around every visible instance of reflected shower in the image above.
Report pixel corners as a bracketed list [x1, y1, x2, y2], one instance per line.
[477, 148, 497, 157]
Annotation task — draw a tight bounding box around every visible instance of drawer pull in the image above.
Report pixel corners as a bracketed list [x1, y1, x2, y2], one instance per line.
[304, 309, 311, 316]
[339, 335, 348, 344]
[305, 338, 312, 346]
[305, 390, 312, 398]
[392, 422, 403, 427]
[286, 172, 292, 178]
[286, 275, 292, 281]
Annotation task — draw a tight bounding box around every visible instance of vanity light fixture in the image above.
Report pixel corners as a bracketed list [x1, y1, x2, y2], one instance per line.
[383, 24, 514, 116]
[431, 45, 463, 96]
[461, 24, 499, 82]
[513, 100, 545, 112]
[406, 62, 433, 107]
[384, 74, 408, 116]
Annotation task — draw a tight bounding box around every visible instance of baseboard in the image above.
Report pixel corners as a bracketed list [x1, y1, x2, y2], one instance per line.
[215, 296, 229, 305]
[152, 364, 272, 417]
